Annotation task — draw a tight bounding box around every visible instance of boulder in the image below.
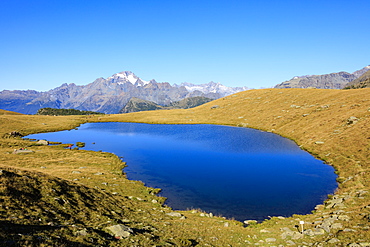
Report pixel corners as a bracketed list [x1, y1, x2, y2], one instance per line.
[36, 140, 49, 145]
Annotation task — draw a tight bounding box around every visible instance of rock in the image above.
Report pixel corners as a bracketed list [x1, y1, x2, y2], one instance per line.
[36, 139, 49, 145]
[71, 171, 81, 174]
[331, 222, 343, 230]
[280, 227, 295, 239]
[106, 224, 133, 238]
[211, 105, 219, 109]
[94, 172, 104, 175]
[304, 228, 325, 236]
[315, 141, 325, 145]
[343, 228, 357, 232]
[327, 238, 340, 244]
[325, 197, 344, 209]
[347, 116, 359, 125]
[244, 220, 258, 226]
[9, 131, 23, 137]
[286, 240, 296, 246]
[224, 222, 229, 227]
[291, 232, 303, 240]
[359, 243, 370, 247]
[338, 215, 350, 221]
[166, 212, 182, 217]
[260, 229, 270, 233]
[75, 228, 88, 236]
[13, 149, 34, 154]
[265, 238, 276, 242]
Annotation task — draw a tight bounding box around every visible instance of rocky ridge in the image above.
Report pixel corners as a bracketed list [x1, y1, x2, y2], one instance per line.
[274, 65, 370, 89]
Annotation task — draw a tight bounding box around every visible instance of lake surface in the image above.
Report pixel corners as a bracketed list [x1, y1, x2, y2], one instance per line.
[27, 122, 337, 221]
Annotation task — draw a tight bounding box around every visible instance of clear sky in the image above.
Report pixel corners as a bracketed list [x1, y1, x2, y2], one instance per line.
[1, 0, 369, 91]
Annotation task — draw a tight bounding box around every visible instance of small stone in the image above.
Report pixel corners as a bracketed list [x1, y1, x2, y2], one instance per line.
[72, 171, 81, 174]
[224, 222, 229, 227]
[94, 172, 104, 175]
[151, 199, 158, 203]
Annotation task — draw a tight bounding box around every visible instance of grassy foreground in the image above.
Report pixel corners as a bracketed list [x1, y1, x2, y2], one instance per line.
[1, 88, 369, 246]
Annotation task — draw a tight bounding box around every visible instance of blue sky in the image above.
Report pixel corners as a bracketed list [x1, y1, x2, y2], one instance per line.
[1, 0, 369, 91]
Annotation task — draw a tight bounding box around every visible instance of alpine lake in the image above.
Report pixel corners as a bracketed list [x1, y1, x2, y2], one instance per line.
[26, 122, 337, 222]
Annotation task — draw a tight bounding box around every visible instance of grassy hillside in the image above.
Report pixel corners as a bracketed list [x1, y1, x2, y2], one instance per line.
[0, 109, 24, 115]
[1, 88, 369, 246]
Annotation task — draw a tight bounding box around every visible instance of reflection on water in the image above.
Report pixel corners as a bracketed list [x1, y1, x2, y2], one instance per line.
[27, 122, 337, 221]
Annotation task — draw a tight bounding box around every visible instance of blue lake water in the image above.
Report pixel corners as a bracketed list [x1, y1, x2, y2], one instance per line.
[26, 122, 337, 221]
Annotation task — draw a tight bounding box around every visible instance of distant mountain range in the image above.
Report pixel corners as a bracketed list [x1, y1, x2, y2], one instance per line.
[274, 65, 370, 89]
[0, 71, 249, 114]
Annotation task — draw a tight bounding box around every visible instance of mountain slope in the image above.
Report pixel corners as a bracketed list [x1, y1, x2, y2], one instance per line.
[344, 69, 370, 89]
[274, 65, 370, 89]
[0, 71, 248, 114]
[119, 97, 164, 113]
[119, 96, 214, 113]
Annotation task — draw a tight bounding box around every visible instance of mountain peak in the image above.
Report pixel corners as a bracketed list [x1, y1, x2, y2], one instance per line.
[108, 71, 149, 86]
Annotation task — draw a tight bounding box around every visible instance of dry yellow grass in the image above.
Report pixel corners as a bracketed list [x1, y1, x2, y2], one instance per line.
[1, 88, 369, 246]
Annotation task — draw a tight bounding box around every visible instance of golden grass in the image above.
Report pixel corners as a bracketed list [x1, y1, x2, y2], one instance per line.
[1, 88, 369, 246]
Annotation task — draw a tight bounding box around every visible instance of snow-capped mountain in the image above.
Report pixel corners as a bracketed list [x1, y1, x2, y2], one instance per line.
[108, 71, 150, 87]
[0, 71, 250, 114]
